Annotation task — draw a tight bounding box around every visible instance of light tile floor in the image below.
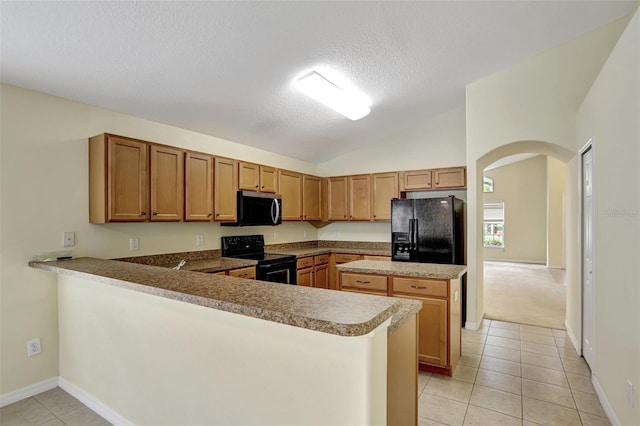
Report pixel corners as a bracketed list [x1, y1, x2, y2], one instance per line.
[1, 319, 610, 426]
[419, 319, 611, 426]
[0, 387, 110, 426]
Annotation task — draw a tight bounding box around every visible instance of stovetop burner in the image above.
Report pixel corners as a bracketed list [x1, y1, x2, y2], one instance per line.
[221, 235, 295, 265]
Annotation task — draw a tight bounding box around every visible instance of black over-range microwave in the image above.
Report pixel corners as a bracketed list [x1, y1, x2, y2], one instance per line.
[221, 191, 282, 227]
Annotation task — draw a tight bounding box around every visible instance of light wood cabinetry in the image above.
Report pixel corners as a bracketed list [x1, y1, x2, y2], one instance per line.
[89, 134, 149, 223]
[150, 145, 184, 221]
[391, 276, 461, 375]
[372, 172, 399, 221]
[184, 152, 214, 221]
[334, 253, 363, 263]
[433, 167, 466, 189]
[341, 273, 388, 293]
[228, 266, 256, 279]
[214, 157, 238, 222]
[402, 169, 432, 191]
[278, 170, 303, 221]
[296, 254, 330, 288]
[327, 176, 348, 221]
[348, 174, 372, 220]
[387, 314, 418, 426]
[302, 175, 322, 221]
[238, 162, 278, 193]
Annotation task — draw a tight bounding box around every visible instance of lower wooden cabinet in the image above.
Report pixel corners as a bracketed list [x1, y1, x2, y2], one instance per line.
[314, 263, 329, 289]
[228, 266, 256, 279]
[297, 255, 330, 288]
[297, 267, 313, 287]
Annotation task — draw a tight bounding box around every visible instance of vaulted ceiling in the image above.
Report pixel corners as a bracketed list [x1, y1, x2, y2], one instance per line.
[1, 1, 635, 163]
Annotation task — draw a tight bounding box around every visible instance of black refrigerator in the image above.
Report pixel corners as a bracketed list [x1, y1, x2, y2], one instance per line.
[391, 196, 464, 265]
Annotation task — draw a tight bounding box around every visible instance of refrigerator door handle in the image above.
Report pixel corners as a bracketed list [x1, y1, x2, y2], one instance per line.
[412, 219, 419, 252]
[409, 219, 414, 250]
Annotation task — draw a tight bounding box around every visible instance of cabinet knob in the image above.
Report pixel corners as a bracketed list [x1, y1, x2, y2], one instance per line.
[216, 213, 220, 217]
[261, 185, 264, 189]
[343, 215, 347, 218]
[141, 211, 147, 216]
[153, 212, 158, 216]
[255, 185, 259, 188]
[207, 213, 212, 217]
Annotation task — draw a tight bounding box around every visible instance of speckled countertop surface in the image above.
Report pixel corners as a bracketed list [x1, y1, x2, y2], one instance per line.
[160, 257, 257, 273]
[30, 258, 420, 337]
[267, 247, 391, 258]
[336, 260, 467, 279]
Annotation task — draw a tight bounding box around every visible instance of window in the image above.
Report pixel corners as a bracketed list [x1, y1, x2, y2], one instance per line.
[484, 202, 504, 248]
[483, 176, 494, 193]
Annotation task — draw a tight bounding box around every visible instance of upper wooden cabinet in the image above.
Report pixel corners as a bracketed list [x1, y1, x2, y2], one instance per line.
[372, 172, 399, 221]
[402, 169, 432, 191]
[327, 176, 348, 221]
[278, 170, 303, 221]
[433, 167, 466, 189]
[302, 175, 322, 221]
[239, 162, 277, 193]
[214, 157, 238, 222]
[185, 152, 213, 221]
[348, 174, 372, 221]
[90, 134, 149, 223]
[150, 145, 184, 222]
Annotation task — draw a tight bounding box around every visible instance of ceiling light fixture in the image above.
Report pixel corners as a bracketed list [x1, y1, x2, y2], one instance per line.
[294, 71, 371, 120]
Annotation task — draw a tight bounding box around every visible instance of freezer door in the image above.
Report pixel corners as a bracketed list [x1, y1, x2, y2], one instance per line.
[391, 199, 413, 233]
[414, 198, 454, 263]
[391, 199, 415, 261]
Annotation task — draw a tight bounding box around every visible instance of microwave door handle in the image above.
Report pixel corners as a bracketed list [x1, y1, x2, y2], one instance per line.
[271, 199, 280, 225]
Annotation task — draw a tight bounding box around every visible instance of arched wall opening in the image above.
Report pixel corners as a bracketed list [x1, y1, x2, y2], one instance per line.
[467, 140, 576, 331]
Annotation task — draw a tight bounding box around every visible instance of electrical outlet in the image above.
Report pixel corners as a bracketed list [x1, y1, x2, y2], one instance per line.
[196, 234, 204, 247]
[62, 231, 75, 247]
[27, 338, 41, 357]
[129, 237, 139, 251]
[628, 380, 634, 407]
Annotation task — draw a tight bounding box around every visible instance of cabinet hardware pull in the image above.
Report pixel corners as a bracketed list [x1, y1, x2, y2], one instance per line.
[216, 213, 220, 217]
[141, 211, 147, 215]
[410, 285, 427, 289]
[153, 212, 158, 216]
[255, 185, 259, 188]
[356, 280, 371, 284]
[207, 213, 212, 217]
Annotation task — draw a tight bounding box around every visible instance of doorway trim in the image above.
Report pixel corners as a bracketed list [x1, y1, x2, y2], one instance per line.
[578, 138, 595, 366]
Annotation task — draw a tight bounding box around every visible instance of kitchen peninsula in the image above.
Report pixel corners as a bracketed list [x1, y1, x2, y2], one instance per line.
[30, 256, 421, 425]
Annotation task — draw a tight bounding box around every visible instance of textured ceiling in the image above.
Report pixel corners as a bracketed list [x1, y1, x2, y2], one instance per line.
[1, 1, 635, 163]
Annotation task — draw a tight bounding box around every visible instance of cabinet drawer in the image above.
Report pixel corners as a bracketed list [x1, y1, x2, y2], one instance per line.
[341, 273, 388, 292]
[392, 277, 447, 298]
[335, 253, 362, 264]
[314, 254, 330, 265]
[297, 257, 314, 269]
[228, 266, 256, 279]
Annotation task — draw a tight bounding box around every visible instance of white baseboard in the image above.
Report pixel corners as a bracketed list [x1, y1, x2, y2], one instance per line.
[564, 319, 581, 354]
[465, 312, 485, 330]
[547, 265, 565, 270]
[592, 375, 621, 426]
[0, 377, 59, 407]
[59, 378, 133, 426]
[484, 259, 546, 265]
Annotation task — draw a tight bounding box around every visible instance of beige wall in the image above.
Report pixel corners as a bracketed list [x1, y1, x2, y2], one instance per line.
[464, 16, 628, 328]
[547, 157, 567, 268]
[483, 156, 547, 263]
[0, 84, 321, 395]
[575, 7, 640, 424]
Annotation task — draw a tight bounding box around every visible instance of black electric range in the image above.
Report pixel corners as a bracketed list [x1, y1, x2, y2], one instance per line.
[221, 235, 297, 285]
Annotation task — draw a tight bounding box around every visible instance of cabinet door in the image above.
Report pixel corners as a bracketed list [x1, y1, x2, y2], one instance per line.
[228, 266, 256, 279]
[349, 174, 372, 221]
[260, 166, 278, 193]
[327, 176, 348, 221]
[107, 136, 149, 222]
[433, 167, 466, 188]
[400, 295, 447, 367]
[302, 175, 322, 221]
[185, 152, 213, 221]
[150, 145, 184, 221]
[297, 267, 313, 287]
[372, 172, 398, 221]
[214, 157, 238, 221]
[278, 170, 302, 221]
[238, 161, 260, 191]
[403, 169, 432, 190]
[314, 264, 329, 289]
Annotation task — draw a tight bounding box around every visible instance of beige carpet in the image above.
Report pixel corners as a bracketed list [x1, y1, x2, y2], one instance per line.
[484, 261, 566, 329]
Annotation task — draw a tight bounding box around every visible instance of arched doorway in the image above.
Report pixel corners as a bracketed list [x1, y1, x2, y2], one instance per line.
[468, 140, 575, 330]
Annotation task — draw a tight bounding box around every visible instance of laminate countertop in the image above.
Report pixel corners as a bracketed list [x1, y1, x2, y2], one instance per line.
[30, 258, 420, 337]
[336, 260, 467, 280]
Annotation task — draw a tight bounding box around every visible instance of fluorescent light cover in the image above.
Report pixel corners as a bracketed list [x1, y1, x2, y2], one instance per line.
[295, 71, 370, 120]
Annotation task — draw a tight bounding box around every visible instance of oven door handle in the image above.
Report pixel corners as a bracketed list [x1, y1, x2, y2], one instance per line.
[271, 198, 280, 225]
